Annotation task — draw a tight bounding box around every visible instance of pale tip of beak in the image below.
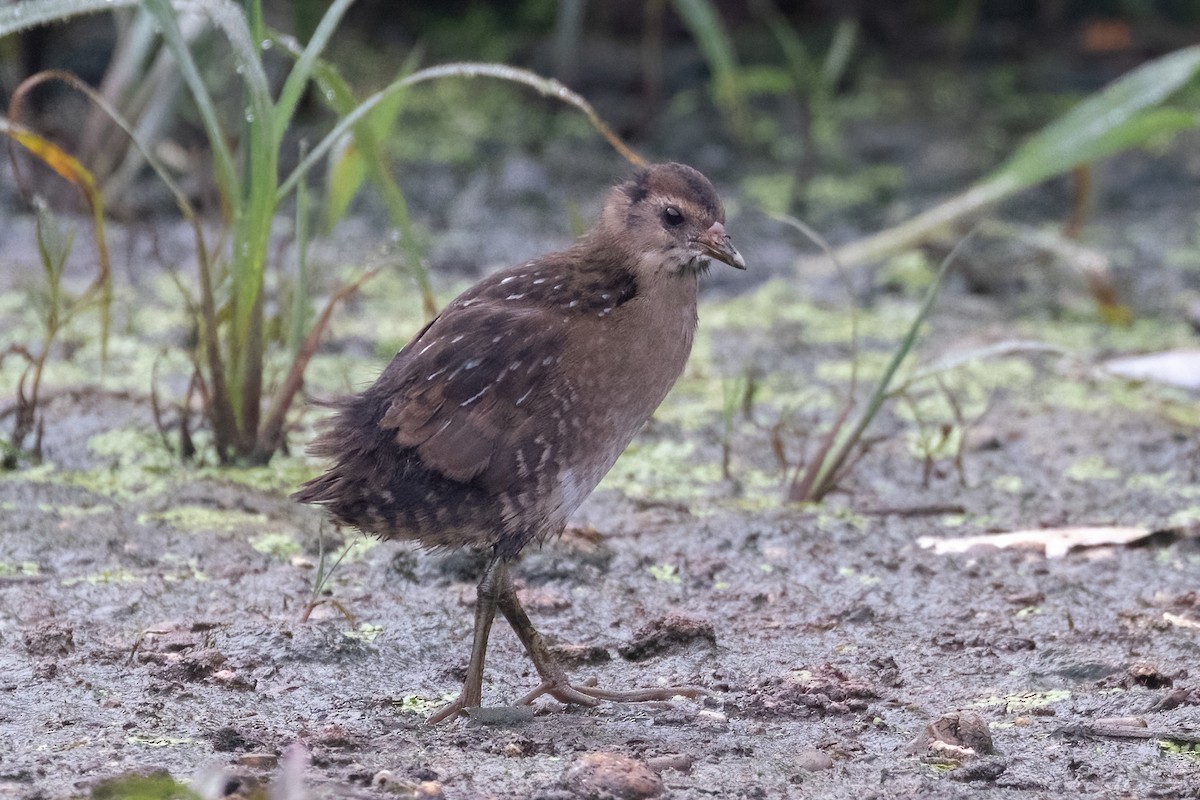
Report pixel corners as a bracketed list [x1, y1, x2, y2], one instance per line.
[702, 221, 746, 270]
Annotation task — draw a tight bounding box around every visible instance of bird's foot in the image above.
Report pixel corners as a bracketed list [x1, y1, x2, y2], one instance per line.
[426, 695, 471, 725]
[516, 678, 706, 709]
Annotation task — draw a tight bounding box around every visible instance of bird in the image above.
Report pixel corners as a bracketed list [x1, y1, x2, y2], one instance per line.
[294, 162, 745, 723]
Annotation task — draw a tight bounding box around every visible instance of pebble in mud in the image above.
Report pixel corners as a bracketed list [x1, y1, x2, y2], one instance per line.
[21, 621, 74, 657]
[645, 753, 693, 773]
[549, 642, 613, 666]
[741, 663, 879, 718]
[236, 753, 278, 769]
[617, 613, 716, 661]
[906, 710, 996, 760]
[371, 770, 445, 797]
[793, 749, 834, 772]
[564, 752, 664, 799]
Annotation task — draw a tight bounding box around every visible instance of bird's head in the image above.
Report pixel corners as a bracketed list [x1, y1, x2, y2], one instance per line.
[599, 162, 745, 277]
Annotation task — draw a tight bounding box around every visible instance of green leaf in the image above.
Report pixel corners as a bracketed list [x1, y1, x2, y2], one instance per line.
[273, 0, 355, 143]
[313, 56, 416, 231]
[997, 45, 1200, 188]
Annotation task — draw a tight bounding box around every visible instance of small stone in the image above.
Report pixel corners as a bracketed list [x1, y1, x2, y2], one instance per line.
[565, 752, 663, 799]
[645, 753, 692, 773]
[313, 723, 359, 748]
[416, 781, 445, 798]
[372, 770, 396, 787]
[1003, 590, 1044, 606]
[696, 709, 728, 730]
[372, 770, 432, 795]
[237, 753, 278, 769]
[1129, 662, 1172, 689]
[949, 756, 1009, 782]
[794, 749, 834, 772]
[22, 621, 74, 657]
[208, 726, 248, 752]
[908, 711, 995, 761]
[1095, 716, 1148, 729]
[618, 614, 716, 662]
[549, 643, 612, 666]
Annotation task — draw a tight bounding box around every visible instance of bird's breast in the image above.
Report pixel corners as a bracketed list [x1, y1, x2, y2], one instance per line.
[533, 283, 697, 509]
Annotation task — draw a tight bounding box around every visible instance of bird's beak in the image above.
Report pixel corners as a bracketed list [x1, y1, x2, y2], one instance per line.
[697, 221, 746, 270]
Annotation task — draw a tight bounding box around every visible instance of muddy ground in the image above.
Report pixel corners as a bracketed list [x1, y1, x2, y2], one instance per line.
[3, 248, 1200, 800]
[3, 70, 1200, 800]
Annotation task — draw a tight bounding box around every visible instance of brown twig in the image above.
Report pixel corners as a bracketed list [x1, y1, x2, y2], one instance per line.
[254, 267, 382, 462]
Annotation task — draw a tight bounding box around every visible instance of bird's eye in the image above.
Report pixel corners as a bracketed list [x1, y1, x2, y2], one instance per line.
[661, 205, 685, 227]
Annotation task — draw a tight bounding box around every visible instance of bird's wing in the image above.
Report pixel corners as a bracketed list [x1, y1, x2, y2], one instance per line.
[376, 301, 567, 486]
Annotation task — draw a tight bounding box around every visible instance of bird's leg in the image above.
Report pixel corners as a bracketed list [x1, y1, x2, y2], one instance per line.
[427, 555, 504, 724]
[492, 564, 707, 710]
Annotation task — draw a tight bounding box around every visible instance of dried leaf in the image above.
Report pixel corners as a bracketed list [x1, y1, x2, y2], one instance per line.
[918, 526, 1154, 558]
[1104, 349, 1200, 391]
[1163, 612, 1200, 631]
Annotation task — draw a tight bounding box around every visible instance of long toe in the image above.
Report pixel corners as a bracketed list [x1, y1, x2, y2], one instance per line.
[575, 684, 707, 702]
[517, 680, 705, 709]
[427, 696, 468, 725]
[516, 679, 602, 708]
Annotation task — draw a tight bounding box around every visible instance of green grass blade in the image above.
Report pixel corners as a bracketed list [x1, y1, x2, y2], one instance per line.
[996, 45, 1200, 189]
[144, 0, 278, 451]
[756, 0, 814, 86]
[273, 0, 356, 142]
[810, 45, 1200, 274]
[288, 146, 311, 358]
[821, 17, 858, 86]
[671, 0, 747, 135]
[0, 0, 138, 36]
[296, 46, 418, 230]
[142, 0, 239, 211]
[205, 0, 278, 443]
[277, 61, 646, 205]
[270, 35, 434, 315]
[807, 236, 971, 501]
[244, 0, 263, 42]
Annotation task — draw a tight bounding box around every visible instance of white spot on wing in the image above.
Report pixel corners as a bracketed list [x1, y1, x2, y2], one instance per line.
[461, 387, 489, 406]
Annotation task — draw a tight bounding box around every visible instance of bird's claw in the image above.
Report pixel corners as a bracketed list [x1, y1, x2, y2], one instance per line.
[426, 695, 469, 725]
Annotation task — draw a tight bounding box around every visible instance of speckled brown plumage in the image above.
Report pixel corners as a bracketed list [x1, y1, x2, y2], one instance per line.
[294, 162, 744, 722]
